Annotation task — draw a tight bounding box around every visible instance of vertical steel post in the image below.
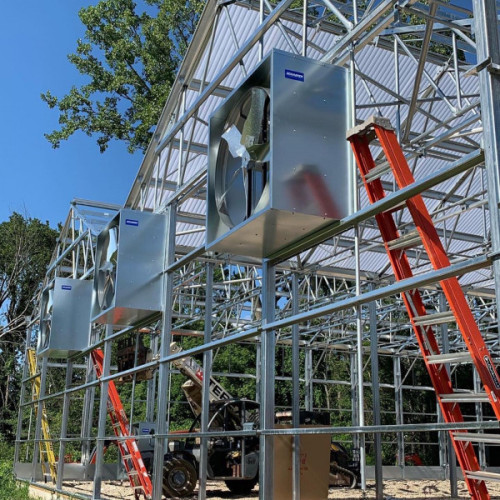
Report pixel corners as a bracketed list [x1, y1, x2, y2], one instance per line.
[57, 360, 74, 490]
[259, 0, 264, 60]
[473, 370, 486, 467]
[439, 294, 458, 497]
[92, 325, 113, 499]
[472, 0, 500, 309]
[81, 337, 97, 469]
[259, 260, 276, 500]
[304, 349, 313, 412]
[14, 327, 31, 467]
[146, 332, 159, 423]
[256, 343, 262, 403]
[31, 355, 48, 483]
[152, 205, 176, 500]
[350, 351, 359, 450]
[198, 262, 214, 500]
[291, 273, 301, 500]
[393, 356, 405, 469]
[301, 0, 307, 57]
[369, 290, 383, 499]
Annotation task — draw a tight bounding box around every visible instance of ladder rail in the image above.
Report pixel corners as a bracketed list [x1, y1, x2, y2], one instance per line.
[91, 349, 153, 500]
[27, 350, 57, 483]
[375, 126, 500, 416]
[348, 119, 497, 500]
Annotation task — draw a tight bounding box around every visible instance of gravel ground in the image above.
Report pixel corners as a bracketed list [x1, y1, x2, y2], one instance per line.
[30, 479, 500, 499]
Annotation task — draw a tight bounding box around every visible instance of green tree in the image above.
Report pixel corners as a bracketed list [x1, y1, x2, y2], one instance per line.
[0, 213, 58, 440]
[42, 0, 203, 153]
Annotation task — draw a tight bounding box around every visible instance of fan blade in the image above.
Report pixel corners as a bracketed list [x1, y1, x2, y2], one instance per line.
[216, 166, 244, 215]
[241, 87, 269, 160]
[221, 125, 246, 158]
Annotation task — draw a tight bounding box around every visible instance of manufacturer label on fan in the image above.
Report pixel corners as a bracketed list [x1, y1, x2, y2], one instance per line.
[61, 285, 72, 291]
[285, 69, 304, 82]
[125, 219, 139, 226]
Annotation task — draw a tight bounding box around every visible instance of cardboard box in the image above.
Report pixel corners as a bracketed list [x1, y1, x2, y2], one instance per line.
[273, 426, 330, 500]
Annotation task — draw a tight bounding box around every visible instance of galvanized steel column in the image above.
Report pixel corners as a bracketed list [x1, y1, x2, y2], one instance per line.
[259, 260, 276, 500]
[369, 289, 383, 499]
[198, 262, 214, 500]
[152, 205, 176, 500]
[31, 355, 48, 483]
[439, 293, 457, 497]
[291, 273, 301, 500]
[304, 349, 313, 412]
[81, 353, 96, 470]
[14, 328, 31, 468]
[393, 356, 404, 469]
[472, 0, 500, 308]
[56, 360, 74, 490]
[92, 325, 113, 499]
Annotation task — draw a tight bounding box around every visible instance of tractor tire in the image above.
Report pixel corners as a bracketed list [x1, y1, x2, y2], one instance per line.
[225, 477, 258, 495]
[162, 457, 197, 498]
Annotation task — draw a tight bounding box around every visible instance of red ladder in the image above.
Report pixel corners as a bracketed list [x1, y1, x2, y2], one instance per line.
[348, 116, 500, 500]
[91, 349, 153, 500]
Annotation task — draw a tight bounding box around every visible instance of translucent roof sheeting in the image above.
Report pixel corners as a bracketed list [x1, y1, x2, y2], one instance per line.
[121, 0, 491, 294]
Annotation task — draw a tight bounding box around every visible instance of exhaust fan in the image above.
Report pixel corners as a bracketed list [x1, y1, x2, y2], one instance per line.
[92, 209, 166, 326]
[37, 278, 92, 358]
[206, 50, 352, 258]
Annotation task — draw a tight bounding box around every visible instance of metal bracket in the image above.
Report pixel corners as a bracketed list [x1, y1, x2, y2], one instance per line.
[464, 57, 492, 77]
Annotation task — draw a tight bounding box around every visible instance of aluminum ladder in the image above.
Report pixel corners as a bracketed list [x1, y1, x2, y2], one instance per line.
[27, 349, 57, 483]
[348, 116, 500, 500]
[91, 349, 153, 500]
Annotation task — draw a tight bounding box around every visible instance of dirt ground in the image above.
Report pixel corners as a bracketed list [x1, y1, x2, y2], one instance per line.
[30, 479, 500, 499]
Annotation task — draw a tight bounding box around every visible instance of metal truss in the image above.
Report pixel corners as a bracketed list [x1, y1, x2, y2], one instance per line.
[15, 2, 500, 500]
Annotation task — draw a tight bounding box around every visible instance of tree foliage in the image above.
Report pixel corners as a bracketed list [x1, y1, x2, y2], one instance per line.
[42, 0, 203, 153]
[0, 213, 58, 440]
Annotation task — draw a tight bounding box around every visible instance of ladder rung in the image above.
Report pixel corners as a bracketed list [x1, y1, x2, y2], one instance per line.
[128, 470, 139, 476]
[365, 161, 391, 182]
[440, 393, 490, 403]
[427, 352, 472, 364]
[453, 432, 500, 444]
[413, 311, 455, 327]
[387, 230, 421, 251]
[465, 470, 500, 482]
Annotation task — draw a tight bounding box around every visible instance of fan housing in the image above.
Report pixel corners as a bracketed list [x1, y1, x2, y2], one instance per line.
[92, 209, 167, 326]
[37, 278, 92, 358]
[206, 50, 352, 258]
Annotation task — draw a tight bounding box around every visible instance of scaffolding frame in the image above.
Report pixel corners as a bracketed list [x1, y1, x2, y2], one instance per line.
[15, 1, 500, 499]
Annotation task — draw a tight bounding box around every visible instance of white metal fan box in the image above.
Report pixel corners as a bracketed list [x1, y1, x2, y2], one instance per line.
[37, 278, 92, 358]
[92, 209, 166, 326]
[206, 49, 352, 258]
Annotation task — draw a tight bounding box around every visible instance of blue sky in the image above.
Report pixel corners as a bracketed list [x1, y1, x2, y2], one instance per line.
[0, 2, 142, 228]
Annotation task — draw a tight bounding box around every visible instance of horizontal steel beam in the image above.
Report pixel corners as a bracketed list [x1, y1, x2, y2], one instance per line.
[268, 149, 484, 263]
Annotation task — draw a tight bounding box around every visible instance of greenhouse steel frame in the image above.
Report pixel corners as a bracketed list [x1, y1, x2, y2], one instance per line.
[14, 1, 500, 499]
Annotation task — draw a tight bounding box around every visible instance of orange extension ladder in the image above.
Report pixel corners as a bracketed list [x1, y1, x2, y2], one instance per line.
[91, 349, 153, 500]
[348, 116, 500, 500]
